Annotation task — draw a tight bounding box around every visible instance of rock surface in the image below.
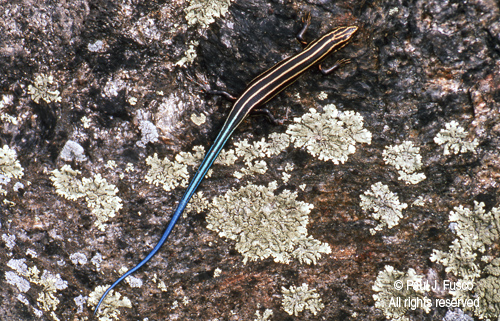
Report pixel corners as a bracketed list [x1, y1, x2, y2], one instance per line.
[1, 0, 499, 320]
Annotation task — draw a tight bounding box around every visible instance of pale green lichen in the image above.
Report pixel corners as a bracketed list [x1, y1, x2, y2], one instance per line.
[50, 165, 85, 201]
[105, 160, 117, 169]
[290, 235, 333, 265]
[282, 163, 294, 183]
[35, 269, 68, 312]
[372, 265, 430, 321]
[281, 283, 324, 316]
[206, 181, 331, 264]
[88, 285, 132, 321]
[184, 0, 232, 28]
[434, 121, 479, 155]
[12, 181, 24, 192]
[430, 239, 480, 280]
[286, 104, 371, 164]
[388, 7, 400, 15]
[50, 165, 122, 231]
[175, 145, 206, 167]
[429, 202, 500, 320]
[81, 116, 91, 128]
[483, 258, 500, 275]
[234, 138, 267, 164]
[175, 40, 199, 67]
[145, 153, 189, 191]
[0, 145, 24, 180]
[317, 91, 328, 100]
[91, 253, 103, 269]
[447, 202, 499, 254]
[160, 128, 289, 188]
[360, 182, 408, 234]
[214, 148, 237, 166]
[265, 132, 291, 157]
[128, 96, 137, 106]
[382, 141, 426, 184]
[282, 172, 291, 184]
[6, 258, 68, 315]
[0, 94, 12, 108]
[474, 258, 500, 320]
[27, 74, 62, 104]
[233, 160, 268, 179]
[430, 202, 499, 280]
[190, 113, 206, 126]
[253, 308, 273, 321]
[155, 129, 288, 185]
[125, 162, 134, 173]
[0, 95, 19, 127]
[0, 106, 18, 125]
[230, 136, 290, 179]
[81, 174, 123, 230]
[152, 273, 168, 292]
[184, 191, 209, 218]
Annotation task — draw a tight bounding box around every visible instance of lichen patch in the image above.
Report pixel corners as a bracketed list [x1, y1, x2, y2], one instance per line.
[253, 308, 273, 321]
[382, 141, 426, 184]
[430, 201, 500, 320]
[0, 145, 24, 180]
[205, 181, 331, 264]
[286, 104, 371, 164]
[184, 0, 233, 28]
[281, 283, 324, 316]
[360, 182, 408, 234]
[50, 165, 122, 231]
[145, 153, 189, 192]
[6, 258, 68, 317]
[27, 74, 62, 104]
[434, 120, 479, 155]
[88, 285, 132, 321]
[372, 265, 430, 320]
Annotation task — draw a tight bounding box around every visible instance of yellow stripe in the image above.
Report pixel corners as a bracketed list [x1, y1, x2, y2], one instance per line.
[229, 28, 356, 127]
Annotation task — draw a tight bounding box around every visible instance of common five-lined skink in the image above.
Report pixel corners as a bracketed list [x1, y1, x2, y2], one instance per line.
[94, 15, 357, 314]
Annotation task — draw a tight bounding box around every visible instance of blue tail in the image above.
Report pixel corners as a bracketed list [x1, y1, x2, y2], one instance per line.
[93, 199, 187, 314]
[94, 124, 235, 315]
